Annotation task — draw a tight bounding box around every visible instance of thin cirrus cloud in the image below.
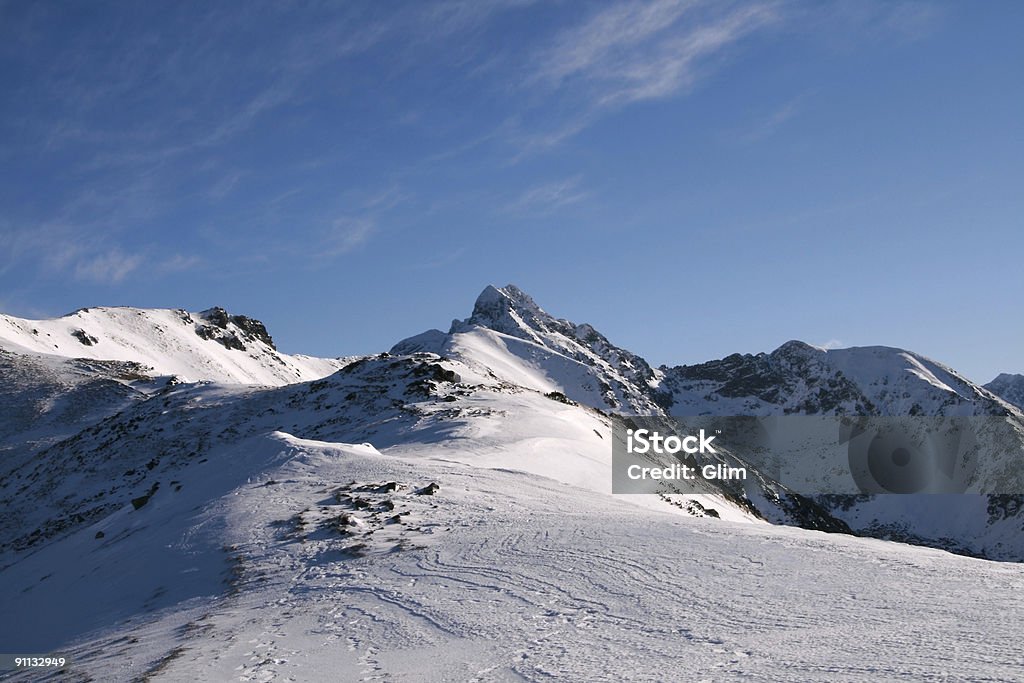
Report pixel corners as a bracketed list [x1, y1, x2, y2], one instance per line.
[305, 185, 413, 265]
[72, 249, 144, 284]
[321, 185, 416, 258]
[733, 95, 805, 143]
[505, 176, 589, 214]
[74, 250, 201, 284]
[0, 0, 948, 292]
[533, 0, 705, 87]
[155, 254, 203, 275]
[515, 0, 780, 152]
[2, 1, 530, 285]
[0, 218, 201, 286]
[508, 0, 935, 160]
[322, 217, 376, 259]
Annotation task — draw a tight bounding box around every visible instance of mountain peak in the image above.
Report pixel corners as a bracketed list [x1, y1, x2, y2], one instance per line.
[773, 339, 820, 357]
[985, 373, 1024, 410]
[390, 284, 661, 413]
[458, 284, 552, 343]
[467, 284, 542, 324]
[0, 305, 347, 386]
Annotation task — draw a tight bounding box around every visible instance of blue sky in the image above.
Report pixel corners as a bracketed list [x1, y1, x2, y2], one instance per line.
[1, 1, 1021, 382]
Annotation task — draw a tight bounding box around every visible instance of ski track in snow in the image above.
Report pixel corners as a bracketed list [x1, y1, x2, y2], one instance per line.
[9, 435, 1023, 682]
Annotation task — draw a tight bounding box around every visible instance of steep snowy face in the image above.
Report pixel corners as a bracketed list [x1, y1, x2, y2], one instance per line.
[460, 285, 659, 394]
[393, 285, 663, 414]
[660, 341, 1014, 417]
[986, 373, 1024, 410]
[0, 306, 349, 386]
[461, 284, 551, 341]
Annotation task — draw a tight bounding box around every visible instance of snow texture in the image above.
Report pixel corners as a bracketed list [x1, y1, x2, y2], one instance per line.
[2, 286, 1024, 681]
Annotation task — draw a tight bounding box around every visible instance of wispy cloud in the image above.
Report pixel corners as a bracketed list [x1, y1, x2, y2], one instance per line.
[794, 1, 942, 47]
[533, 0, 702, 88]
[0, 0, 949, 295]
[735, 95, 805, 143]
[507, 117, 593, 161]
[0, 216, 201, 285]
[322, 217, 376, 258]
[206, 170, 247, 201]
[0, 0, 527, 287]
[505, 176, 588, 213]
[155, 254, 202, 275]
[261, 184, 414, 268]
[513, 0, 780, 154]
[73, 248, 143, 283]
[0, 222, 82, 278]
[508, 0, 940, 160]
[359, 185, 411, 212]
[818, 338, 845, 351]
[309, 185, 413, 261]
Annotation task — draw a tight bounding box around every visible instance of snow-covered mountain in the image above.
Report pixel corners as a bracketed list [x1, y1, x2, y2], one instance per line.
[392, 284, 664, 414]
[0, 305, 354, 564]
[4, 288, 1022, 560]
[388, 286, 1024, 557]
[0, 340, 781, 568]
[655, 338, 1024, 558]
[0, 306, 350, 386]
[659, 339, 1015, 417]
[393, 285, 1018, 421]
[986, 372, 1024, 410]
[2, 286, 1024, 680]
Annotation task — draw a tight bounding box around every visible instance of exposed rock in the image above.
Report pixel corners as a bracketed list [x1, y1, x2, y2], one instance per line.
[131, 482, 160, 510]
[71, 329, 99, 346]
[416, 483, 440, 496]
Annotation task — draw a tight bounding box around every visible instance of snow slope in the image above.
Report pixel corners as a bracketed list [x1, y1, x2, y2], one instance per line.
[3, 432, 1023, 682]
[3, 285, 1024, 680]
[0, 306, 350, 385]
[0, 348, 156, 490]
[987, 373, 1024, 410]
[0, 348, 769, 570]
[392, 285, 663, 414]
[7, 287, 1019, 562]
[389, 287, 1024, 558]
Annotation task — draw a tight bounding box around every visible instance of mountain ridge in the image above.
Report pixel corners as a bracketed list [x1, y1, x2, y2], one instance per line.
[4, 283, 1024, 678]
[0, 305, 351, 386]
[2, 284, 1024, 561]
[986, 372, 1024, 410]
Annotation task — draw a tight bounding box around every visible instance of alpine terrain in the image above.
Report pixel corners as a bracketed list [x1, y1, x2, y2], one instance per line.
[1, 286, 1022, 682]
[986, 373, 1024, 411]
